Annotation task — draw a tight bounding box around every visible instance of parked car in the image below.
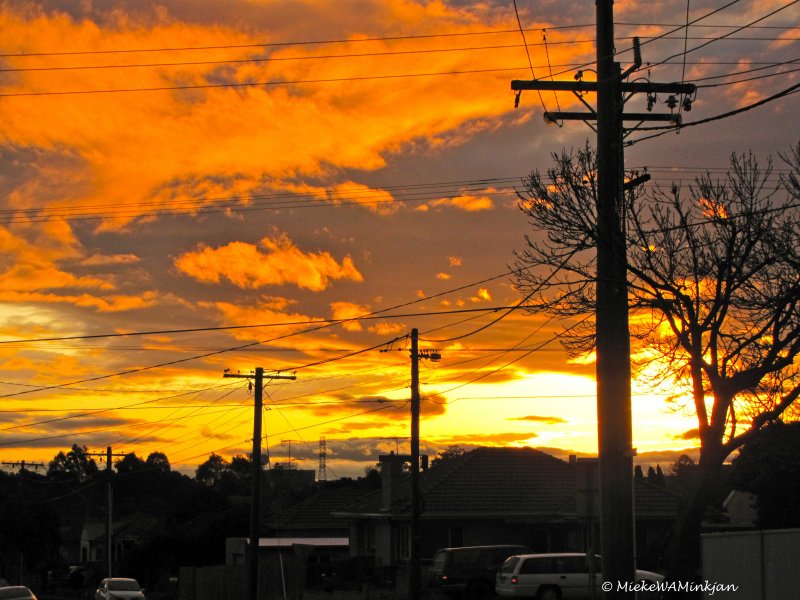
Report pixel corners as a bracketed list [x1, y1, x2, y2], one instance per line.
[0, 586, 37, 600]
[428, 545, 532, 600]
[495, 553, 664, 599]
[94, 578, 145, 600]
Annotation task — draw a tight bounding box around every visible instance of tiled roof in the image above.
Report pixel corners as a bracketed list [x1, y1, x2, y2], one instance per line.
[267, 486, 367, 531]
[335, 447, 680, 521]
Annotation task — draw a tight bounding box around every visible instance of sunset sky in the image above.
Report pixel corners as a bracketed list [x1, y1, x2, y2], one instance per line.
[1, 0, 798, 478]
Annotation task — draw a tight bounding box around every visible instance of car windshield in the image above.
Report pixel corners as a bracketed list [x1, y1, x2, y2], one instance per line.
[500, 557, 520, 574]
[108, 580, 140, 591]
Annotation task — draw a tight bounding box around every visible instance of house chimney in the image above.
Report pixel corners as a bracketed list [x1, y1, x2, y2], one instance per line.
[379, 453, 409, 510]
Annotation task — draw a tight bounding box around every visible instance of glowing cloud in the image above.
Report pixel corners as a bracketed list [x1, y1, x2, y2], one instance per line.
[471, 287, 491, 302]
[330, 301, 370, 331]
[429, 194, 494, 211]
[175, 233, 363, 291]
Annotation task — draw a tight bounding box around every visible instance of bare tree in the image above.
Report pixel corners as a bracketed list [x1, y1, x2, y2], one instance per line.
[512, 141, 800, 580]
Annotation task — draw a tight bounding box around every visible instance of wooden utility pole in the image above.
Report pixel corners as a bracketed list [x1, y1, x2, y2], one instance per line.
[409, 328, 422, 600]
[87, 446, 125, 579]
[511, 2, 695, 597]
[408, 329, 440, 600]
[224, 368, 296, 600]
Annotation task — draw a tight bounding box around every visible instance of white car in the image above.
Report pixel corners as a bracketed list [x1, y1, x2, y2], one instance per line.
[496, 553, 663, 599]
[0, 587, 38, 600]
[94, 578, 145, 600]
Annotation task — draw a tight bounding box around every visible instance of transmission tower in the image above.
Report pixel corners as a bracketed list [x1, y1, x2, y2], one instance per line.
[318, 437, 327, 481]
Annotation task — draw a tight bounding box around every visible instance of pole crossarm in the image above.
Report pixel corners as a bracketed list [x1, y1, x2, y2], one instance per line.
[511, 79, 696, 95]
[223, 370, 296, 381]
[545, 111, 680, 124]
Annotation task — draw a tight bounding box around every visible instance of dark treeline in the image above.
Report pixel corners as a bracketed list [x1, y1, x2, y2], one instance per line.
[0, 445, 378, 597]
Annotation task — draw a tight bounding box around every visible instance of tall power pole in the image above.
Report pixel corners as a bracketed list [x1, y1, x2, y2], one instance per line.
[224, 367, 296, 600]
[408, 329, 440, 600]
[87, 446, 125, 579]
[409, 328, 422, 600]
[511, 1, 695, 597]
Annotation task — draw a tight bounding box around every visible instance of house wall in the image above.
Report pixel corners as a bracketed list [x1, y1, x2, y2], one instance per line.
[374, 521, 394, 565]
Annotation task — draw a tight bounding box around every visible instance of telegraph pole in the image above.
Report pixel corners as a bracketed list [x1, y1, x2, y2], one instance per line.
[224, 367, 296, 600]
[410, 328, 421, 600]
[511, 2, 695, 597]
[87, 446, 125, 579]
[408, 329, 440, 600]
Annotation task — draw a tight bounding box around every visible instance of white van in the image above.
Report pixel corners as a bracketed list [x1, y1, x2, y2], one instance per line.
[495, 553, 663, 599]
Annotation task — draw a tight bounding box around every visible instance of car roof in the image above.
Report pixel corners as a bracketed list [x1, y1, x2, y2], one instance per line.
[512, 553, 592, 559]
[437, 545, 530, 552]
[0, 586, 35, 599]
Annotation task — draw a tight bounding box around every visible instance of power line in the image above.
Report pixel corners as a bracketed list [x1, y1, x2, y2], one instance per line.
[0, 26, 594, 59]
[4, 21, 794, 60]
[3, 36, 794, 75]
[0, 380, 242, 432]
[0, 268, 522, 398]
[0, 42, 546, 73]
[696, 65, 800, 88]
[0, 65, 531, 97]
[0, 404, 246, 447]
[0, 178, 522, 224]
[512, 0, 548, 113]
[169, 403, 395, 466]
[646, 0, 800, 70]
[627, 79, 800, 145]
[0, 305, 520, 345]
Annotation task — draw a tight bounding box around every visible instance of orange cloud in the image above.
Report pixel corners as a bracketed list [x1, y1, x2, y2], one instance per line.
[0, 1, 594, 236]
[0, 291, 158, 313]
[368, 321, 406, 336]
[429, 194, 494, 211]
[175, 233, 363, 291]
[206, 298, 345, 356]
[330, 301, 370, 332]
[0, 226, 116, 294]
[470, 287, 491, 302]
[81, 254, 141, 266]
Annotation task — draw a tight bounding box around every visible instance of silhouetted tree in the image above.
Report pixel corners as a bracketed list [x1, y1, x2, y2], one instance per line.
[646, 465, 666, 487]
[145, 451, 171, 474]
[116, 452, 146, 474]
[47, 444, 99, 482]
[195, 453, 228, 487]
[431, 445, 466, 468]
[512, 142, 800, 581]
[634, 465, 644, 479]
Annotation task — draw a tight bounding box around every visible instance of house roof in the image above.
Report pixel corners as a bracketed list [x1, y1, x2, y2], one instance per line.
[87, 513, 159, 543]
[334, 447, 681, 521]
[267, 486, 367, 532]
